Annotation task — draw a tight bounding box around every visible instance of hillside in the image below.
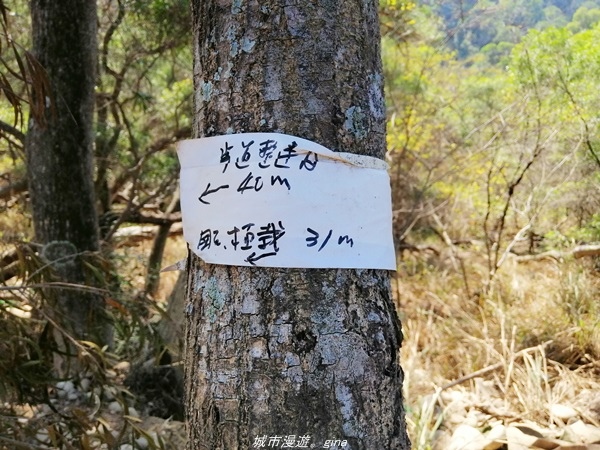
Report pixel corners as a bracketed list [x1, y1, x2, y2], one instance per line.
[418, 0, 600, 57]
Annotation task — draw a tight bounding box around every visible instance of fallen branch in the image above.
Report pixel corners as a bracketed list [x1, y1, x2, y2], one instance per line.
[120, 210, 182, 226]
[441, 340, 553, 391]
[112, 223, 182, 246]
[572, 244, 600, 258]
[514, 244, 600, 263]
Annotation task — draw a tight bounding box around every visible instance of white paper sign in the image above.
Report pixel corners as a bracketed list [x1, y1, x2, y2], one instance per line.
[177, 133, 395, 269]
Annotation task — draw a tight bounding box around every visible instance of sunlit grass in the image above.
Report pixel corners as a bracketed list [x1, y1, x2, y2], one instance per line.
[396, 253, 600, 448]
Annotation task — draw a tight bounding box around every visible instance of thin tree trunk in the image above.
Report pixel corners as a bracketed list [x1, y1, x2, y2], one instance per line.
[26, 0, 109, 350]
[185, 1, 409, 449]
[145, 191, 180, 297]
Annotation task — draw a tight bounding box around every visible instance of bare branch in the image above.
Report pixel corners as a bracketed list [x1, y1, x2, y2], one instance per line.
[0, 119, 24, 142]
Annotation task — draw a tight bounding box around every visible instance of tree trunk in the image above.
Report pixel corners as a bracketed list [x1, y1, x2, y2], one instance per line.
[185, 1, 409, 449]
[26, 0, 109, 348]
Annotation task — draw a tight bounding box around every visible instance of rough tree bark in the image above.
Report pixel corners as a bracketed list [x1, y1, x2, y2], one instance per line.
[26, 1, 109, 347]
[185, 1, 409, 449]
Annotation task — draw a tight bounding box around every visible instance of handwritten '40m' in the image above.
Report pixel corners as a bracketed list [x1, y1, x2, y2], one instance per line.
[198, 139, 319, 205]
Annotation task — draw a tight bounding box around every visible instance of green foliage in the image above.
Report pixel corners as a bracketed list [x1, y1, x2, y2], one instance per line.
[131, 0, 190, 38]
[94, 0, 192, 221]
[417, 0, 600, 61]
[480, 41, 514, 66]
[570, 213, 600, 242]
[568, 5, 600, 31]
[386, 1, 600, 288]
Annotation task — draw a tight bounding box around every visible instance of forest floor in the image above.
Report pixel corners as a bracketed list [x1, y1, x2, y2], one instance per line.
[0, 235, 188, 450]
[3, 234, 600, 449]
[396, 245, 600, 449]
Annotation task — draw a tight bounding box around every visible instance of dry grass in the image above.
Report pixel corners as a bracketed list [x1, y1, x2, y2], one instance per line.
[396, 251, 600, 449]
[0, 232, 188, 449]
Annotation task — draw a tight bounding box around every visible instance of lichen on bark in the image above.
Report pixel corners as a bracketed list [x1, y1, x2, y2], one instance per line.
[185, 0, 409, 448]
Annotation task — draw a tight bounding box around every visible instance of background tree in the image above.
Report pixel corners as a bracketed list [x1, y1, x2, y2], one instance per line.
[0, 0, 192, 392]
[184, 0, 409, 448]
[25, 0, 110, 353]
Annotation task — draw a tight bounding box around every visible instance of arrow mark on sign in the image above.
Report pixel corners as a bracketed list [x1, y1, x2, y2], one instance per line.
[198, 183, 229, 204]
[245, 251, 277, 266]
